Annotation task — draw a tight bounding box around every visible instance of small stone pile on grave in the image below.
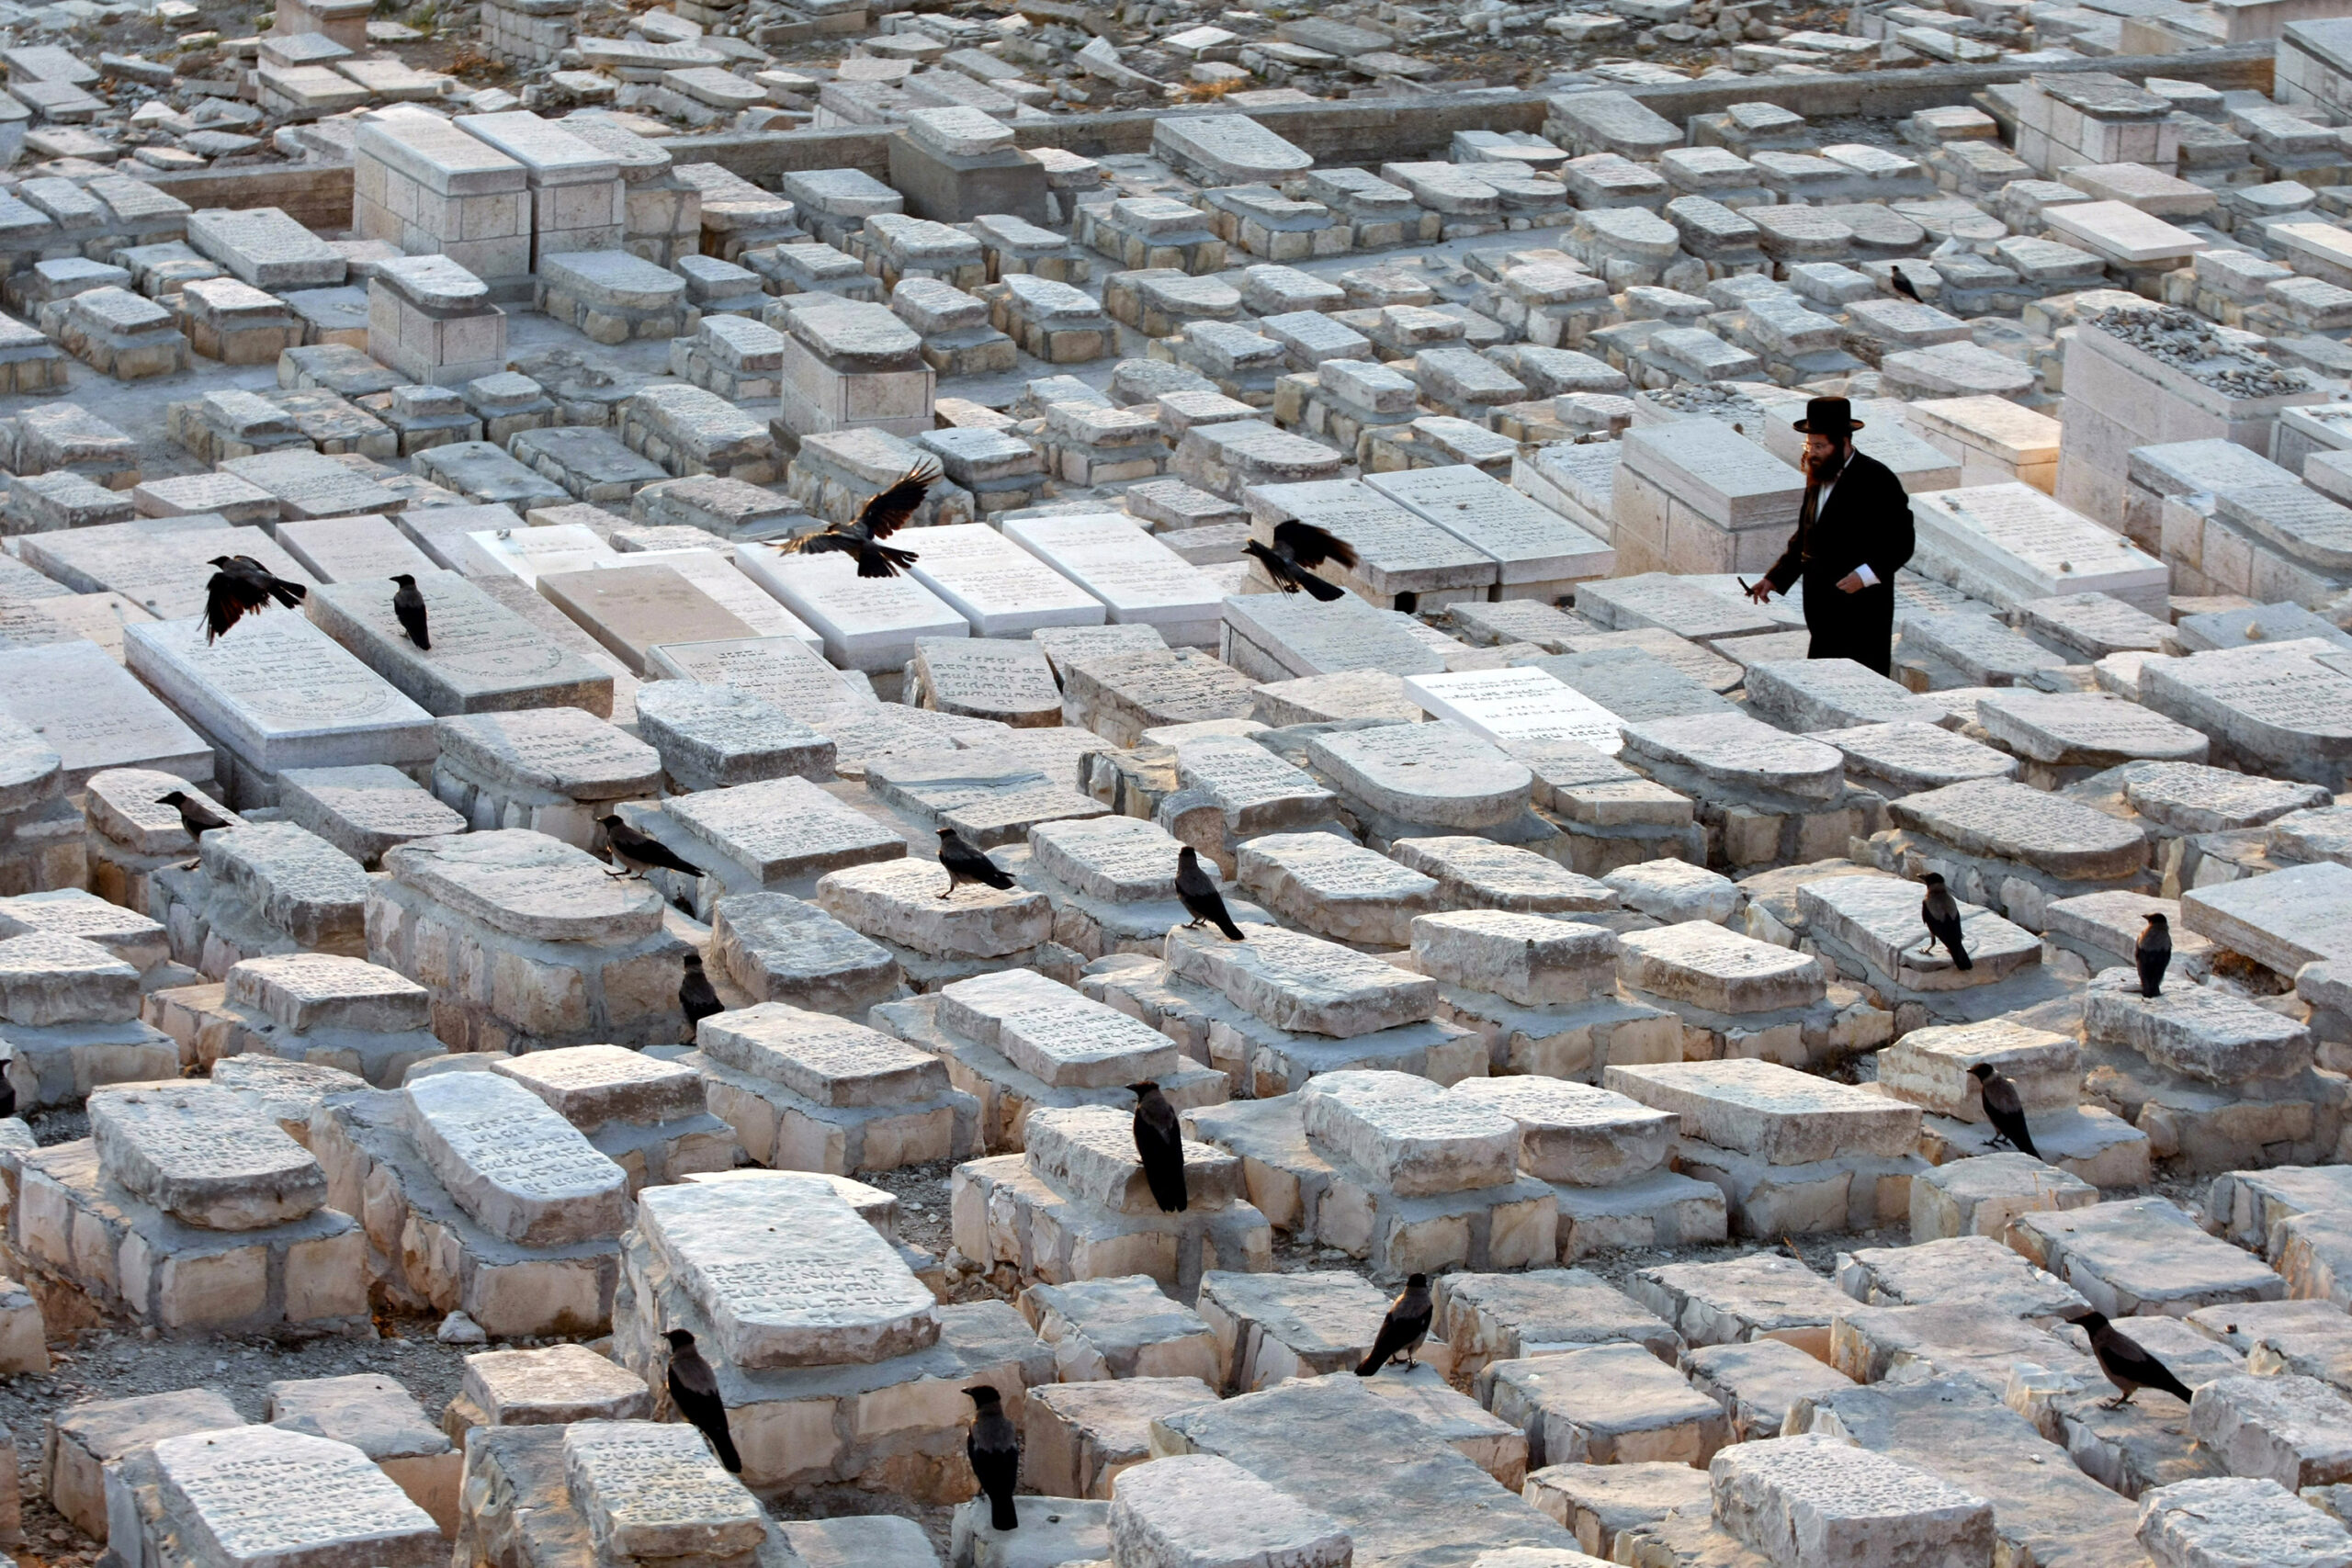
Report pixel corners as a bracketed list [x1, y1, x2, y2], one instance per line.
[875, 967, 1226, 1154]
[309, 1066, 634, 1338]
[684, 999, 978, 1175]
[609, 1170, 1052, 1495]
[14, 1079, 368, 1334]
[952, 1100, 1272, 1298]
[1607, 1057, 1926, 1236]
[1186, 1069, 1555, 1280]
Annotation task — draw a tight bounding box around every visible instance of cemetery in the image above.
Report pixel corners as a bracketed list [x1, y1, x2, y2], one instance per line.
[15, 0, 2352, 1565]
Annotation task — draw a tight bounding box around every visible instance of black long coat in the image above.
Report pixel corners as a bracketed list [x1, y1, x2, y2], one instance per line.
[1761, 448, 1915, 678]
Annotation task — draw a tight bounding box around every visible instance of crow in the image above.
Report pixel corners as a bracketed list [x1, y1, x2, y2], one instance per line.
[965, 1385, 1020, 1531]
[1243, 518, 1358, 602]
[2071, 1311, 2195, 1408]
[0, 1074, 14, 1122]
[1967, 1062, 2041, 1162]
[1890, 265, 1924, 303]
[662, 1328, 741, 1472]
[776, 461, 935, 578]
[1918, 872, 1973, 971]
[155, 790, 231, 840]
[936, 827, 1015, 898]
[1175, 846, 1244, 941]
[1355, 1273, 1433, 1376]
[1130, 1079, 1186, 1213]
[2137, 912, 2172, 998]
[204, 555, 307, 643]
[598, 814, 702, 882]
[390, 574, 430, 650]
[679, 953, 723, 1033]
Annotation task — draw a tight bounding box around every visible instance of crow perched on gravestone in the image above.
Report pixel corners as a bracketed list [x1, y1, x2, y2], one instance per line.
[965, 1385, 1021, 1531]
[156, 790, 231, 840]
[1967, 1062, 2041, 1162]
[1890, 265, 1924, 303]
[935, 827, 1014, 898]
[2071, 1311, 2195, 1408]
[1130, 1080, 1187, 1213]
[2137, 912, 2172, 998]
[390, 574, 431, 650]
[1355, 1274, 1433, 1376]
[598, 815, 702, 881]
[679, 953, 723, 1032]
[662, 1328, 741, 1472]
[1175, 846, 1244, 941]
[1918, 872, 1973, 971]
[775, 462, 935, 578]
[204, 555, 306, 642]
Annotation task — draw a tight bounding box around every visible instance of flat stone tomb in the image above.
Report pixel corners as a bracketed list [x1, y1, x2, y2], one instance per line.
[1404, 670, 1627, 756]
[900, 523, 1107, 637]
[89, 1080, 327, 1230]
[122, 614, 435, 784]
[1001, 513, 1226, 647]
[146, 1426, 442, 1568]
[633, 1173, 939, 1367]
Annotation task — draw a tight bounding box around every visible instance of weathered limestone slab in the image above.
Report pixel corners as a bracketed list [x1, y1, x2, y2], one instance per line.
[1164, 923, 1436, 1038]
[1606, 1059, 1919, 1164]
[1711, 1432, 1996, 1568]
[89, 1080, 326, 1231]
[633, 1173, 938, 1368]
[403, 1071, 629, 1247]
[2012, 1197, 2286, 1317]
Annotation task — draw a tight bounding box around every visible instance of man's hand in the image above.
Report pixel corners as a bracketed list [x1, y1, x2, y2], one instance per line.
[1837, 570, 1868, 593]
[1746, 578, 1776, 604]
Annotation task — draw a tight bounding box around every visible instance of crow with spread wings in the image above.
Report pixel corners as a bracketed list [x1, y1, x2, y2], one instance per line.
[1243, 517, 1356, 601]
[204, 555, 307, 642]
[775, 460, 938, 578]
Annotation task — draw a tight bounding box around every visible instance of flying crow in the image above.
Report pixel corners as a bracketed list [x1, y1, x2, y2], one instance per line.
[204, 555, 307, 642]
[776, 462, 935, 578]
[1243, 518, 1357, 602]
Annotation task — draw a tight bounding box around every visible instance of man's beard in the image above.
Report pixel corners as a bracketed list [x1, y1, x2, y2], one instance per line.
[1804, 444, 1850, 484]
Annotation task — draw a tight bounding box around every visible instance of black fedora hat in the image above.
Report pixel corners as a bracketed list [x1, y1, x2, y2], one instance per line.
[1792, 395, 1863, 436]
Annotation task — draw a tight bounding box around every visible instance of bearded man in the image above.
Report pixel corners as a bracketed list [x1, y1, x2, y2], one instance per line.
[1745, 396, 1914, 677]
